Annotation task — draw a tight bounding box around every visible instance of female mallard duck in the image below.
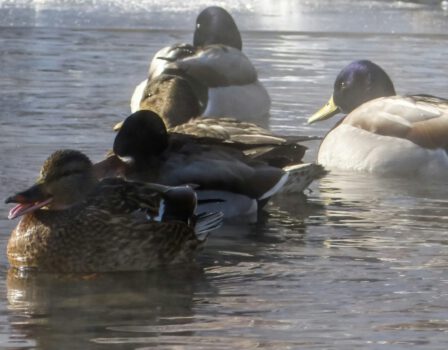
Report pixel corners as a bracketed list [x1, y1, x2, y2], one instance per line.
[119, 73, 316, 151]
[308, 60, 448, 177]
[5, 150, 223, 273]
[97, 111, 326, 222]
[131, 6, 271, 124]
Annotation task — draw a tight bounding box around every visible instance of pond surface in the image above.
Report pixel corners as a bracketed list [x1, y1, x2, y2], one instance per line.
[1, 0, 448, 349]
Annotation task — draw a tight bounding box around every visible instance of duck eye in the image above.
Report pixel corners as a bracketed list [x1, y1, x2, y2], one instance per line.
[340, 81, 346, 90]
[196, 23, 201, 29]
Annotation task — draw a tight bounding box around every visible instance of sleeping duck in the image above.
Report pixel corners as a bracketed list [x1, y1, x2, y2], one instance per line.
[308, 60, 448, 177]
[120, 73, 316, 151]
[130, 6, 271, 124]
[5, 149, 223, 273]
[96, 111, 326, 222]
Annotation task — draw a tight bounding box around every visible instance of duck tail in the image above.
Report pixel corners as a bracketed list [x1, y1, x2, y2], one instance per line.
[194, 211, 224, 241]
[280, 163, 328, 194]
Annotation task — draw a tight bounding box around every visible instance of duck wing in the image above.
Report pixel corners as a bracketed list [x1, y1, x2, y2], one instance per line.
[171, 116, 316, 143]
[164, 45, 258, 87]
[148, 43, 197, 81]
[170, 121, 318, 167]
[344, 95, 448, 151]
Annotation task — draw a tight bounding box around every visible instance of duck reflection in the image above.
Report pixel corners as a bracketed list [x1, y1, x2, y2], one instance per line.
[7, 267, 207, 349]
[313, 170, 448, 244]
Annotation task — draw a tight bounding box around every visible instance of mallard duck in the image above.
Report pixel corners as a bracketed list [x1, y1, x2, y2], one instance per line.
[130, 6, 271, 124]
[5, 150, 223, 273]
[119, 74, 316, 151]
[129, 74, 207, 129]
[308, 60, 448, 177]
[96, 111, 326, 222]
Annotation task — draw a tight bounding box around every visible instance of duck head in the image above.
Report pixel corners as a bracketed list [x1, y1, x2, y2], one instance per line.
[308, 60, 396, 124]
[113, 110, 169, 166]
[193, 6, 242, 50]
[6, 150, 97, 219]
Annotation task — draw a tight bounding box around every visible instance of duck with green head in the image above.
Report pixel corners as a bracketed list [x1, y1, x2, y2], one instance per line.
[5, 150, 223, 273]
[308, 60, 448, 177]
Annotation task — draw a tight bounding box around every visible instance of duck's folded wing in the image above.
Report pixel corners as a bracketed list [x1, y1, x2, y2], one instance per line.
[92, 178, 163, 214]
[148, 44, 196, 81]
[95, 178, 198, 222]
[344, 95, 448, 150]
[171, 117, 318, 145]
[170, 117, 269, 139]
[165, 45, 258, 87]
[160, 151, 286, 200]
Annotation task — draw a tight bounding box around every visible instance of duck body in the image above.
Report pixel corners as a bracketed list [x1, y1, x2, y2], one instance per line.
[99, 111, 326, 222]
[163, 45, 270, 122]
[118, 73, 314, 163]
[318, 95, 448, 176]
[309, 60, 448, 177]
[131, 6, 271, 124]
[131, 44, 199, 114]
[125, 73, 274, 137]
[122, 73, 306, 161]
[6, 150, 222, 273]
[8, 181, 198, 273]
[132, 46, 271, 123]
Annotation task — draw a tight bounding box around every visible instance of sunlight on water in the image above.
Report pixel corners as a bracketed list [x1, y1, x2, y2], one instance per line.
[1, 0, 448, 349]
[0, 0, 447, 33]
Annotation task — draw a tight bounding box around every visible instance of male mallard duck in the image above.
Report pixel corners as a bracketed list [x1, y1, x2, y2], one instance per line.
[5, 150, 223, 273]
[308, 60, 448, 177]
[96, 111, 326, 222]
[131, 6, 271, 124]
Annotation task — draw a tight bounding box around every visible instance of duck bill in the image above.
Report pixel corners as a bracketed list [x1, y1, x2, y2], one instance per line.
[308, 95, 341, 124]
[113, 120, 123, 131]
[5, 184, 52, 220]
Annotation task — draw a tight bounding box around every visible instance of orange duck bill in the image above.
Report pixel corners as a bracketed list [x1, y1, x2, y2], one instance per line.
[5, 184, 53, 220]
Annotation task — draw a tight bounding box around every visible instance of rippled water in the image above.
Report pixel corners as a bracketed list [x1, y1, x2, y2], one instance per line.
[1, 0, 448, 349]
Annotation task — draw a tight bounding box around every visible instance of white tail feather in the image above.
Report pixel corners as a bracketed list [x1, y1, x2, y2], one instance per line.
[258, 172, 289, 200]
[280, 163, 328, 194]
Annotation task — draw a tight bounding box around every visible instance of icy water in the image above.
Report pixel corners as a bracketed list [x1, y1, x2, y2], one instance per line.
[1, 0, 448, 349]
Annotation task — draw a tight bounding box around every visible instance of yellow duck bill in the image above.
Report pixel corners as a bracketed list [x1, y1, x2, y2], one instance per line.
[308, 95, 341, 124]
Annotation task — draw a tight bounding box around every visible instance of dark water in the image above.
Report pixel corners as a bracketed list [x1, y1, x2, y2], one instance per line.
[1, 1, 448, 349]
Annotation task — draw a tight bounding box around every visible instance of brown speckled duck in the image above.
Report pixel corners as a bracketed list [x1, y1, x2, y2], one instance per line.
[5, 150, 223, 273]
[116, 73, 317, 151]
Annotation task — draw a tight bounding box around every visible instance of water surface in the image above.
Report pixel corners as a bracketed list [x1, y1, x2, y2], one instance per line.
[1, 1, 448, 349]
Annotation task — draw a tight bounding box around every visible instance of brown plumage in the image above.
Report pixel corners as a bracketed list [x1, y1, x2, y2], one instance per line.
[6, 150, 223, 273]
[116, 74, 316, 167]
[139, 74, 204, 128]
